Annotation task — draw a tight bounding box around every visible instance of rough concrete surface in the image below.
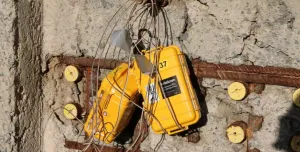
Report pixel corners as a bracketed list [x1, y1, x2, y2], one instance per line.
[1, 0, 42, 152]
[42, 58, 84, 152]
[0, 1, 17, 151]
[1, 0, 300, 151]
[42, 0, 300, 151]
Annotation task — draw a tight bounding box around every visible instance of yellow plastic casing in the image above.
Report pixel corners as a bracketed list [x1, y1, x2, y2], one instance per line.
[84, 63, 138, 143]
[134, 45, 201, 135]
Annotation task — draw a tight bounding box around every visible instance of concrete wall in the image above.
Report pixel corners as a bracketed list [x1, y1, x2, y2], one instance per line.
[1, 0, 300, 151]
[42, 1, 300, 152]
[0, 0, 42, 152]
[0, 1, 17, 151]
[43, 0, 300, 152]
[15, 1, 43, 151]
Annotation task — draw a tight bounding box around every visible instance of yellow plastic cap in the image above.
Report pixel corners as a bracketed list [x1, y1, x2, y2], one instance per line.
[63, 103, 78, 120]
[64, 65, 80, 82]
[228, 82, 247, 101]
[293, 89, 300, 107]
[226, 125, 246, 144]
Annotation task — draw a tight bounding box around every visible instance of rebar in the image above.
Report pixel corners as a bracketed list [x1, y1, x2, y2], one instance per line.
[85, 68, 92, 114]
[58, 56, 126, 69]
[130, 116, 148, 151]
[59, 57, 300, 88]
[85, 68, 99, 110]
[192, 59, 300, 88]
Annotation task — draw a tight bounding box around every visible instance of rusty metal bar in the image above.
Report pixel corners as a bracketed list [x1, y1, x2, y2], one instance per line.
[84, 68, 99, 112]
[65, 140, 140, 152]
[58, 56, 300, 87]
[192, 60, 300, 88]
[58, 56, 126, 69]
[192, 60, 300, 77]
[131, 116, 148, 152]
[84, 68, 92, 140]
[85, 68, 92, 113]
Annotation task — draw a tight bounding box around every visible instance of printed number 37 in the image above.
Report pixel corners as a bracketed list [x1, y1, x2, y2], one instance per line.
[159, 61, 167, 68]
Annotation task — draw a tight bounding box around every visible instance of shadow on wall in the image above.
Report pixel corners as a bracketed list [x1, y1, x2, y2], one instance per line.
[186, 56, 208, 128]
[177, 56, 209, 137]
[274, 104, 300, 152]
[115, 95, 143, 145]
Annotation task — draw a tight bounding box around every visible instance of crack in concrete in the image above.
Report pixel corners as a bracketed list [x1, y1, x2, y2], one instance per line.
[226, 2, 260, 61]
[225, 36, 249, 60]
[53, 112, 65, 125]
[197, 0, 209, 8]
[74, 0, 89, 57]
[277, 50, 292, 58]
[12, 1, 21, 151]
[254, 38, 293, 59]
[177, 2, 189, 54]
[178, 2, 189, 40]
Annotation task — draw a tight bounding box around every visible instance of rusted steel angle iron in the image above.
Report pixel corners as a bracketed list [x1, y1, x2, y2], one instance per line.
[65, 140, 140, 152]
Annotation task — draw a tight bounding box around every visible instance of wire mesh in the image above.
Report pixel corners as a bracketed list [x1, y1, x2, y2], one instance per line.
[83, 0, 175, 151]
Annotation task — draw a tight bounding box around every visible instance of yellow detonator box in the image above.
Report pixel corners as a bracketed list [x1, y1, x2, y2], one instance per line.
[84, 63, 139, 143]
[134, 45, 201, 135]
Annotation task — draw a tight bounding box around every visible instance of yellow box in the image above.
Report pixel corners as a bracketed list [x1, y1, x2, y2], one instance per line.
[84, 63, 139, 143]
[134, 45, 201, 134]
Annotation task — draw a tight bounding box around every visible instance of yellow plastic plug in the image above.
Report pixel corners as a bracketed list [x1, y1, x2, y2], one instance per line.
[63, 103, 79, 120]
[293, 89, 300, 107]
[64, 65, 80, 82]
[226, 122, 247, 144]
[228, 82, 248, 101]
